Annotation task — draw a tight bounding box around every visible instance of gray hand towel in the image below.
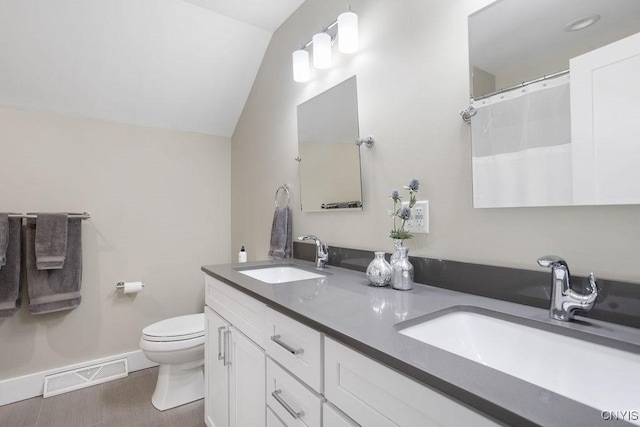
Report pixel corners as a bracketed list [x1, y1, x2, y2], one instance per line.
[26, 217, 82, 314]
[0, 213, 8, 269]
[268, 206, 292, 259]
[35, 213, 69, 270]
[0, 216, 22, 319]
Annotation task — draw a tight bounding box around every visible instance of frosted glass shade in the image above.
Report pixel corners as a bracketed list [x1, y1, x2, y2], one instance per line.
[292, 49, 310, 82]
[338, 11, 359, 53]
[312, 32, 332, 69]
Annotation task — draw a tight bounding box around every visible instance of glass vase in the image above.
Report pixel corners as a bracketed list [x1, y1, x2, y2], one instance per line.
[391, 247, 413, 291]
[390, 239, 404, 266]
[365, 251, 392, 287]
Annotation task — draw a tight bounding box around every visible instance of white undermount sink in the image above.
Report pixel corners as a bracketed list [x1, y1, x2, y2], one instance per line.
[236, 266, 325, 284]
[398, 309, 640, 419]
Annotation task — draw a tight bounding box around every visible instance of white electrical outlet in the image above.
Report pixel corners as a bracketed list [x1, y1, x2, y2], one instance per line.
[402, 200, 429, 233]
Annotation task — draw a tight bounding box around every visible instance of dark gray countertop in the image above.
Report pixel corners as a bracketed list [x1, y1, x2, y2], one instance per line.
[202, 259, 640, 427]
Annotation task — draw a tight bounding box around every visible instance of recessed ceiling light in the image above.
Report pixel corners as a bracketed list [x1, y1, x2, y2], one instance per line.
[564, 14, 601, 32]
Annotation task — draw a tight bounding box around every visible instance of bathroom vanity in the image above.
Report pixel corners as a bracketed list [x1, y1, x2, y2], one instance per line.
[202, 260, 640, 427]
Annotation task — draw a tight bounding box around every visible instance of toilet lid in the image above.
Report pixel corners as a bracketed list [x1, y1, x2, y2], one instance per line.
[143, 313, 205, 342]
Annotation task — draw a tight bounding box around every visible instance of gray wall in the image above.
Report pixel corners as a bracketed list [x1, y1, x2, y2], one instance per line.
[0, 107, 231, 379]
[231, 0, 640, 283]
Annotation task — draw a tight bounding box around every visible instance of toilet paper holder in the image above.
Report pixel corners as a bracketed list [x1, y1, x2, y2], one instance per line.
[116, 281, 145, 291]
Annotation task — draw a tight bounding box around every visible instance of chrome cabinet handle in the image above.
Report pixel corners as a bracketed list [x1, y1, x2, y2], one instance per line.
[270, 335, 304, 355]
[223, 330, 232, 366]
[217, 326, 225, 361]
[272, 389, 304, 419]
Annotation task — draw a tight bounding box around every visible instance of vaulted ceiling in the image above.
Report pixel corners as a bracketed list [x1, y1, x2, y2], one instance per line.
[0, 0, 305, 137]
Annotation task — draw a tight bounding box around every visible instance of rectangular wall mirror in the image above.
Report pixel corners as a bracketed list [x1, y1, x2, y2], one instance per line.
[296, 75, 363, 212]
[468, 0, 640, 208]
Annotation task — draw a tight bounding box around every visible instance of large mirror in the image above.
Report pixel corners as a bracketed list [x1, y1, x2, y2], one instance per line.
[468, 0, 640, 208]
[297, 76, 363, 212]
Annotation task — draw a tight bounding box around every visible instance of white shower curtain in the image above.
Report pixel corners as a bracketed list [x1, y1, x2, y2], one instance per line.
[471, 74, 573, 208]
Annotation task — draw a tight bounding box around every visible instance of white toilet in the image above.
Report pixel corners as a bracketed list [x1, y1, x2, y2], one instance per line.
[139, 313, 205, 411]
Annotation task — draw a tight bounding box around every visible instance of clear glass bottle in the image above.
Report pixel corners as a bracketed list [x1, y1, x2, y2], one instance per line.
[391, 247, 413, 291]
[365, 251, 392, 287]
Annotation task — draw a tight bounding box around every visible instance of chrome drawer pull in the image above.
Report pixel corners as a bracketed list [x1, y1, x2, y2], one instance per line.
[223, 330, 232, 366]
[271, 335, 304, 355]
[217, 326, 225, 361]
[272, 389, 305, 419]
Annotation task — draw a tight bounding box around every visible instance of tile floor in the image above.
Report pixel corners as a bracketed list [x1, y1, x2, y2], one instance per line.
[0, 367, 205, 427]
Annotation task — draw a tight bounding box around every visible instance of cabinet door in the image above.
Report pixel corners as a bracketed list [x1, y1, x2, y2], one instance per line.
[205, 307, 230, 427]
[570, 31, 640, 205]
[206, 275, 267, 347]
[229, 326, 266, 427]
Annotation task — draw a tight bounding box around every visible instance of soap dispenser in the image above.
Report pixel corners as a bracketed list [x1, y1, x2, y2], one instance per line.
[238, 246, 247, 263]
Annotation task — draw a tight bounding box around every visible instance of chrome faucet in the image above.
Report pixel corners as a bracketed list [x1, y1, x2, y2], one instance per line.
[297, 235, 329, 268]
[537, 256, 598, 321]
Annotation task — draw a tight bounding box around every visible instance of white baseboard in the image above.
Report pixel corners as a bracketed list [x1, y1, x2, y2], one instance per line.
[0, 350, 157, 407]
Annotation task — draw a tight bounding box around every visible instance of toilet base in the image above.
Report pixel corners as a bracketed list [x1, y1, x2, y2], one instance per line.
[151, 361, 204, 411]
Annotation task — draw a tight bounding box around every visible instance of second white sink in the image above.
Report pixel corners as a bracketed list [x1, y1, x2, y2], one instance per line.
[398, 308, 640, 420]
[237, 266, 325, 284]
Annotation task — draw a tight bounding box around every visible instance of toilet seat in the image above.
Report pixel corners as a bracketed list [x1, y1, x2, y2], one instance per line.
[142, 313, 204, 342]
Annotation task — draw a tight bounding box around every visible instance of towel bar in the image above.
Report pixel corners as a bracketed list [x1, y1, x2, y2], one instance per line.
[8, 212, 91, 220]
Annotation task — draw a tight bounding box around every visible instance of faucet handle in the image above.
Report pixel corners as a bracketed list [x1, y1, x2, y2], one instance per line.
[537, 255, 567, 268]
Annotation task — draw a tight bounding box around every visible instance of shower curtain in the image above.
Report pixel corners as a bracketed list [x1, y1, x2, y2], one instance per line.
[471, 74, 573, 208]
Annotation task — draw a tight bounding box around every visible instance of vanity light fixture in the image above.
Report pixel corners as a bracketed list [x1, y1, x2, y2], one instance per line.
[291, 7, 359, 82]
[337, 10, 358, 53]
[292, 49, 310, 82]
[312, 32, 332, 69]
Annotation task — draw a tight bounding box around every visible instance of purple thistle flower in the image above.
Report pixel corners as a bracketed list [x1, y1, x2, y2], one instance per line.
[399, 207, 411, 220]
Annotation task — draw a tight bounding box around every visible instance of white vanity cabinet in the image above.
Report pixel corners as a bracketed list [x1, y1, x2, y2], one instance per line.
[204, 276, 267, 427]
[204, 273, 498, 427]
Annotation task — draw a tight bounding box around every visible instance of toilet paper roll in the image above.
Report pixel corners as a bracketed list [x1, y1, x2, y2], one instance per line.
[122, 281, 144, 294]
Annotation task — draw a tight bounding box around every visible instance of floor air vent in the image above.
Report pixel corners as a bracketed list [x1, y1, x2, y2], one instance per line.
[43, 358, 128, 398]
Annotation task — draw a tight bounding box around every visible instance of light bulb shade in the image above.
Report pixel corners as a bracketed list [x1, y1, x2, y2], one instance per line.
[312, 32, 332, 69]
[338, 11, 358, 53]
[292, 49, 310, 82]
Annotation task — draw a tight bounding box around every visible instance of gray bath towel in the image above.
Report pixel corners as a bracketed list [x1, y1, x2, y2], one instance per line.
[35, 213, 68, 270]
[26, 217, 82, 314]
[0, 216, 22, 319]
[0, 213, 8, 269]
[268, 206, 292, 259]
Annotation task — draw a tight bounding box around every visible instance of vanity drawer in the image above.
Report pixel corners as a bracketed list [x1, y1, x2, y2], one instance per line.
[323, 402, 359, 426]
[267, 405, 287, 427]
[266, 357, 324, 427]
[205, 274, 266, 347]
[324, 338, 499, 427]
[265, 307, 323, 393]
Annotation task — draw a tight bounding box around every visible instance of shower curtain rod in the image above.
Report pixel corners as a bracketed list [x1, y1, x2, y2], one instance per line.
[473, 69, 569, 101]
[7, 212, 91, 220]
